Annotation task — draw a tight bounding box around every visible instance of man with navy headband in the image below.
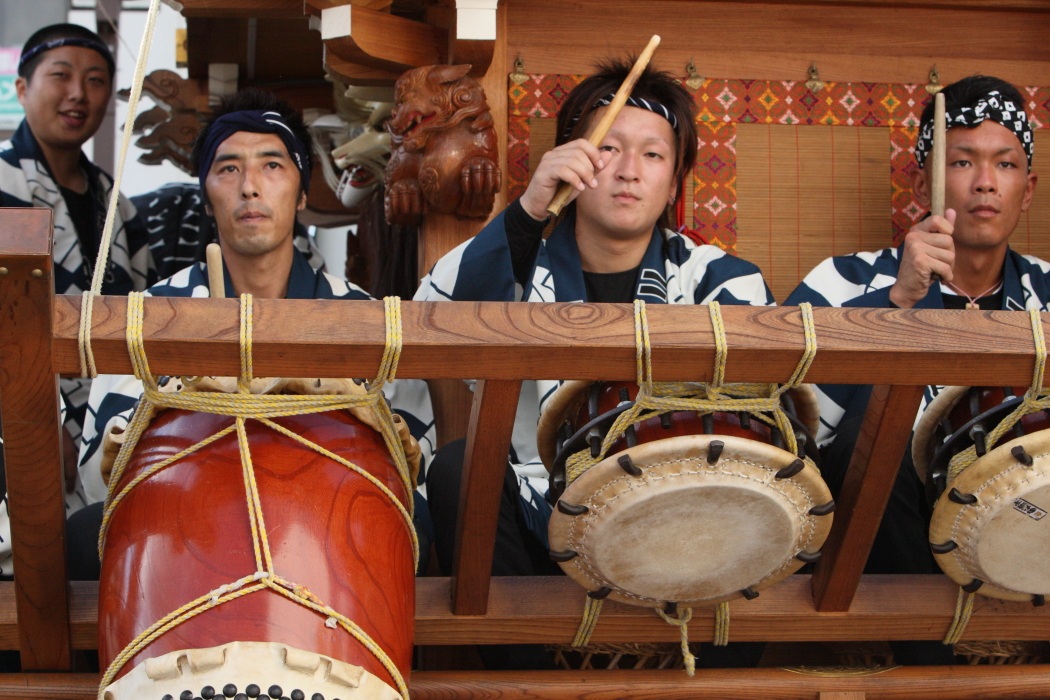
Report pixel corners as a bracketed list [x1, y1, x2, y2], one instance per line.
[0, 24, 154, 579]
[786, 74, 1043, 664]
[71, 89, 436, 579]
[415, 58, 773, 668]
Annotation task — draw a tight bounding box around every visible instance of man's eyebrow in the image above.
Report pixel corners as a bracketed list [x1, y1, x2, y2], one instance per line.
[46, 59, 107, 73]
[952, 144, 1022, 157]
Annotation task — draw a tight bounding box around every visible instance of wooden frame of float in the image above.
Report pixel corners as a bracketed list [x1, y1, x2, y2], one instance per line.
[1, 208, 1049, 698]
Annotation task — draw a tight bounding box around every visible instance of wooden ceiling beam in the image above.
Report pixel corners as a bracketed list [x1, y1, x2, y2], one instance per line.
[319, 3, 448, 75]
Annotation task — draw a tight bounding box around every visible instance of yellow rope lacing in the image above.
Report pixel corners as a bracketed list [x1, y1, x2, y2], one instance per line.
[79, 0, 162, 378]
[940, 308, 1048, 645]
[97, 294, 414, 700]
[569, 301, 818, 657]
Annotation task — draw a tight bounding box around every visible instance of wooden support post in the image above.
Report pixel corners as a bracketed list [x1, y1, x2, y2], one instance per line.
[0, 209, 71, 669]
[813, 384, 925, 611]
[452, 379, 522, 614]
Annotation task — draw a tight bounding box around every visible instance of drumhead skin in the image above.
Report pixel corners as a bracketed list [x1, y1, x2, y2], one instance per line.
[101, 641, 401, 700]
[548, 434, 834, 607]
[929, 429, 1050, 602]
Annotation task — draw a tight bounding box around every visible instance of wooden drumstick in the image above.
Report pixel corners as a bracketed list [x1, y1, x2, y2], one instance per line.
[929, 92, 946, 283]
[206, 242, 225, 298]
[546, 34, 662, 217]
[931, 91, 946, 218]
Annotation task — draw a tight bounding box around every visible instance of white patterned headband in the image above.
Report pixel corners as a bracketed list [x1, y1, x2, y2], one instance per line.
[563, 93, 679, 140]
[914, 90, 1033, 169]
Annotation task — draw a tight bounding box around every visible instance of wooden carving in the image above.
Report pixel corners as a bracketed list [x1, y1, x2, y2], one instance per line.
[384, 64, 501, 225]
[117, 69, 205, 174]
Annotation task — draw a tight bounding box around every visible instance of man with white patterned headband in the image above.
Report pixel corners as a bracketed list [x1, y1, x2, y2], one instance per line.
[786, 74, 1044, 665]
[69, 89, 437, 582]
[415, 58, 774, 669]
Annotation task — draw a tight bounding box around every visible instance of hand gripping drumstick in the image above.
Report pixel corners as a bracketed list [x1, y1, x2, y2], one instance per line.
[546, 34, 662, 217]
[206, 242, 225, 298]
[929, 92, 946, 282]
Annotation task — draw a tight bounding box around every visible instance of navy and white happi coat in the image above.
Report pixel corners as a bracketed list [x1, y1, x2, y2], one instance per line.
[414, 207, 774, 543]
[78, 250, 437, 510]
[1, 121, 154, 443]
[785, 244, 1050, 449]
[0, 121, 154, 573]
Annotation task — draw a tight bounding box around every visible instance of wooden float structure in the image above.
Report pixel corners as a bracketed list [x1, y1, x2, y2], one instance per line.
[2, 0, 1050, 696]
[2, 207, 1050, 696]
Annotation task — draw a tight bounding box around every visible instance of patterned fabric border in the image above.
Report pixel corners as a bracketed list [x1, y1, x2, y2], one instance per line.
[508, 76, 1050, 251]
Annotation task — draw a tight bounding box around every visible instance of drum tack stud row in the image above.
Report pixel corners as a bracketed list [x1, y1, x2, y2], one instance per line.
[164, 684, 331, 699]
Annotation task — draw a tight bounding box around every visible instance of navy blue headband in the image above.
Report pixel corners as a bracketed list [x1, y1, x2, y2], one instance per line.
[915, 90, 1033, 169]
[197, 110, 311, 193]
[18, 37, 114, 77]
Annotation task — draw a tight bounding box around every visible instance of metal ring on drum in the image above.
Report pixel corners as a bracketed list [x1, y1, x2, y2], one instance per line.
[537, 380, 834, 609]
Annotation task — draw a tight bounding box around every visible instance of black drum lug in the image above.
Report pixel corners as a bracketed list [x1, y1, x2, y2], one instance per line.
[776, 459, 805, 480]
[588, 586, 613, 600]
[618, 454, 643, 477]
[930, 540, 958, 554]
[557, 500, 589, 516]
[740, 586, 760, 600]
[962, 578, 985, 593]
[796, 550, 822, 564]
[1011, 444, 1034, 467]
[549, 549, 579, 562]
[808, 500, 835, 516]
[707, 440, 725, 465]
[948, 487, 978, 505]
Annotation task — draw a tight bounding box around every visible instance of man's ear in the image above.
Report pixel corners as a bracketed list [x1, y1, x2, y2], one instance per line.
[1021, 171, 1038, 213]
[911, 165, 931, 208]
[297, 191, 307, 212]
[14, 77, 27, 106]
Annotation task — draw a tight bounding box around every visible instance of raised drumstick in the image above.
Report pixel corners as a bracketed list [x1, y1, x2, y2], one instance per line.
[931, 91, 946, 218]
[206, 242, 225, 298]
[546, 35, 662, 217]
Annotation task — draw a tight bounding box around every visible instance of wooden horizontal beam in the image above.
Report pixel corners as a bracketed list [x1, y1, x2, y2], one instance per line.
[7, 666, 1050, 700]
[409, 666, 1050, 700]
[52, 295, 1046, 385]
[10, 576, 1048, 652]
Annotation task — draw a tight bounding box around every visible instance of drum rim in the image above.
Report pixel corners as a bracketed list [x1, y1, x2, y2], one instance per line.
[548, 433, 834, 607]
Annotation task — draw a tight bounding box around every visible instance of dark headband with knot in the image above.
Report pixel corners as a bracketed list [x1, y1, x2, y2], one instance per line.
[914, 90, 1033, 169]
[18, 37, 115, 77]
[562, 93, 679, 141]
[197, 110, 311, 194]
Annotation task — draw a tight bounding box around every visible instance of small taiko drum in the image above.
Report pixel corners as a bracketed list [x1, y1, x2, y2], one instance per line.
[98, 379, 414, 699]
[913, 386, 1050, 603]
[535, 381, 834, 608]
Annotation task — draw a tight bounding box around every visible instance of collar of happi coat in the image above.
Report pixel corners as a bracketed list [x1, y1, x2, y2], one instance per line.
[535, 208, 667, 303]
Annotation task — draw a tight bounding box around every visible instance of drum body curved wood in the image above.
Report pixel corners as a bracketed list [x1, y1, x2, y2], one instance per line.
[98, 407, 414, 692]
